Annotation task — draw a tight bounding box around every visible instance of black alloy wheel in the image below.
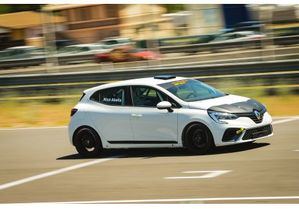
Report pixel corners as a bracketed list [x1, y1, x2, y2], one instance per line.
[185, 123, 214, 154]
[73, 127, 102, 157]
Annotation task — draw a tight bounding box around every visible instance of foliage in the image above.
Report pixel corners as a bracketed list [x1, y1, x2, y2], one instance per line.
[162, 4, 185, 13]
[0, 5, 41, 14]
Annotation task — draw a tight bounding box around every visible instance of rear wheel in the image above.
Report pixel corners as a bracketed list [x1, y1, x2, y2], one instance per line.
[184, 123, 214, 154]
[73, 127, 102, 157]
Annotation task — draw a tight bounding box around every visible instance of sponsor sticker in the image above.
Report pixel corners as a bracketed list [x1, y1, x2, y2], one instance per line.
[172, 80, 187, 86]
[103, 97, 122, 103]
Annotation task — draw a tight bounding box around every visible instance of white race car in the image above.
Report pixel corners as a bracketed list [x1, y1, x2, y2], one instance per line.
[69, 75, 273, 157]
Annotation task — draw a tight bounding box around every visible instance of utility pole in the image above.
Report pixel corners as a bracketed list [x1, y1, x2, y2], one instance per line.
[42, 9, 59, 73]
[258, 5, 275, 61]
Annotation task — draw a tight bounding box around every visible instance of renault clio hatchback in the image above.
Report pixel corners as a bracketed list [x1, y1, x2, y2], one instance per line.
[69, 75, 273, 157]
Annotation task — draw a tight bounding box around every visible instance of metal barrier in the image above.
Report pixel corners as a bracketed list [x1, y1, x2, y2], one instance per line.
[0, 35, 298, 69]
[1, 59, 298, 86]
[0, 54, 94, 69]
[159, 35, 299, 53]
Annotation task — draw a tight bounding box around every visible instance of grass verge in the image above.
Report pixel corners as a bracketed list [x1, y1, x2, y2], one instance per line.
[0, 94, 298, 128]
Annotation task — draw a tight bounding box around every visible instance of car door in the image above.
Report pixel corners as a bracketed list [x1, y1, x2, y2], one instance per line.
[130, 85, 178, 143]
[89, 86, 134, 142]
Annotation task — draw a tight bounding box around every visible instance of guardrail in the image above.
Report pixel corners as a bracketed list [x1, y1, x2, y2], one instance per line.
[1, 71, 298, 98]
[2, 83, 299, 101]
[1, 59, 298, 86]
[0, 54, 95, 69]
[0, 35, 298, 69]
[1, 47, 298, 76]
[159, 35, 299, 53]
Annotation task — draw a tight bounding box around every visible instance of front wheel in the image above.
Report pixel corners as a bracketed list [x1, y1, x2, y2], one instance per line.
[73, 127, 103, 157]
[184, 123, 214, 155]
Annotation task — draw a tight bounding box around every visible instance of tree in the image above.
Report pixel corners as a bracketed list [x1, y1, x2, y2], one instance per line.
[0, 5, 41, 14]
[162, 4, 185, 13]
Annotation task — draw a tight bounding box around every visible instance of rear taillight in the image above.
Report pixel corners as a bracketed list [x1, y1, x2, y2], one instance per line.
[70, 108, 78, 117]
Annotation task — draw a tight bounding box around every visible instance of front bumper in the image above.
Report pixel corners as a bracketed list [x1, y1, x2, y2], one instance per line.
[211, 111, 273, 146]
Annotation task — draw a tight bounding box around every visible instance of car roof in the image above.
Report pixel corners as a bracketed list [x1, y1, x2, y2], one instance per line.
[6, 46, 37, 50]
[84, 76, 186, 94]
[227, 31, 255, 35]
[66, 44, 100, 47]
[101, 37, 131, 41]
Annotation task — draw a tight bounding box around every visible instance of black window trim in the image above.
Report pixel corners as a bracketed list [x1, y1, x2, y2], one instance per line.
[79, 93, 86, 101]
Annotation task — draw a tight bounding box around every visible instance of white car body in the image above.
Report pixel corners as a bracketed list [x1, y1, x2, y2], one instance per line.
[211, 31, 266, 43]
[57, 44, 108, 57]
[98, 37, 133, 49]
[69, 76, 273, 151]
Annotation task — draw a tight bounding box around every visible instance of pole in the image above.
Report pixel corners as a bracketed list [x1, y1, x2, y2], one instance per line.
[42, 10, 59, 73]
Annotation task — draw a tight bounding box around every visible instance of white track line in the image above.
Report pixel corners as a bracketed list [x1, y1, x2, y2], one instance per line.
[165, 170, 231, 179]
[273, 115, 299, 119]
[0, 126, 67, 131]
[294, 150, 299, 152]
[1, 116, 299, 131]
[0, 156, 120, 191]
[43, 196, 299, 204]
[272, 117, 299, 125]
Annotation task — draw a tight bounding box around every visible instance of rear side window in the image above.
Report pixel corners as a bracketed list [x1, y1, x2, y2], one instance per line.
[90, 86, 130, 106]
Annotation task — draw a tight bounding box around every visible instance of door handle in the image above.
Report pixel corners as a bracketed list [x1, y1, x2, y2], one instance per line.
[131, 113, 143, 117]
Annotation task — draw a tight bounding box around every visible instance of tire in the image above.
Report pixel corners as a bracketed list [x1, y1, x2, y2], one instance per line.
[184, 123, 214, 155]
[73, 127, 103, 157]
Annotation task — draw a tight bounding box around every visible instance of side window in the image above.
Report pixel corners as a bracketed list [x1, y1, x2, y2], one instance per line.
[90, 87, 127, 106]
[236, 33, 245, 38]
[132, 86, 164, 107]
[228, 34, 236, 40]
[131, 86, 181, 108]
[80, 47, 89, 52]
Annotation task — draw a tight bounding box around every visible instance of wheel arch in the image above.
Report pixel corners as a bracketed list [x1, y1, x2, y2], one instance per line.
[181, 121, 215, 148]
[72, 125, 102, 146]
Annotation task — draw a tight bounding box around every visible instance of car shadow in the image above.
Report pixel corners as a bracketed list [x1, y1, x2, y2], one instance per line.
[57, 142, 270, 160]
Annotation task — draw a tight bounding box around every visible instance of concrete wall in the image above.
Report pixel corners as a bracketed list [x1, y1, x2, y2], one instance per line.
[119, 5, 176, 40]
[185, 4, 224, 35]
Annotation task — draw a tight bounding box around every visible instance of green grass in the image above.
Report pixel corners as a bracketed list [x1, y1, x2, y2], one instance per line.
[0, 89, 298, 128]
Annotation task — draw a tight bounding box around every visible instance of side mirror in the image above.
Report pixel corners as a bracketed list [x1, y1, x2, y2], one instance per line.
[157, 101, 173, 112]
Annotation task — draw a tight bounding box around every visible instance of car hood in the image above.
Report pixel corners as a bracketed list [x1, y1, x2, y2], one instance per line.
[188, 94, 265, 113]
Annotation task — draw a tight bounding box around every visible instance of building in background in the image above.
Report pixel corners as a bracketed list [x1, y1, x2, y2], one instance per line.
[185, 4, 259, 36]
[248, 5, 299, 36]
[0, 28, 10, 49]
[222, 5, 251, 29]
[162, 11, 192, 36]
[2, 4, 297, 49]
[42, 4, 121, 43]
[0, 11, 65, 49]
[119, 5, 175, 40]
[42, 4, 175, 43]
[184, 4, 225, 35]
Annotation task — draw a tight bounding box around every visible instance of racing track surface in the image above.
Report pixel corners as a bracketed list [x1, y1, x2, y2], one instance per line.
[0, 117, 299, 203]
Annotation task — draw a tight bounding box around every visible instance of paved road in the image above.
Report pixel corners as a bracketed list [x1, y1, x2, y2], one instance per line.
[0, 118, 299, 203]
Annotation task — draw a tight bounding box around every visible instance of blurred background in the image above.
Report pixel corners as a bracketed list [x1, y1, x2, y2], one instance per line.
[0, 4, 298, 127]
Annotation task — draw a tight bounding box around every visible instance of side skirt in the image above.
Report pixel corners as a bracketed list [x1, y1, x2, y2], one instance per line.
[107, 140, 178, 144]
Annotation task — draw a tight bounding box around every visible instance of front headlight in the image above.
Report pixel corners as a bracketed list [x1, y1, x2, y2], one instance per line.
[208, 110, 238, 124]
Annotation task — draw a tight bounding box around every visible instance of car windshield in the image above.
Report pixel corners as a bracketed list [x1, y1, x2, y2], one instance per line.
[159, 79, 226, 102]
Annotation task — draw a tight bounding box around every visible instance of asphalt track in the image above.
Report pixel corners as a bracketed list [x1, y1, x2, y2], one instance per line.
[0, 117, 299, 203]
